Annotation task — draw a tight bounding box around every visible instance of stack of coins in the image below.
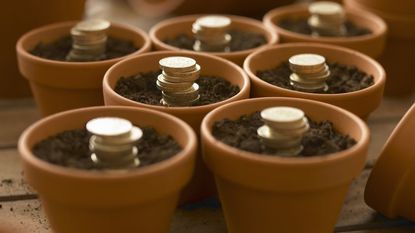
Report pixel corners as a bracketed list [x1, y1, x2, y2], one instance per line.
[86, 117, 142, 169]
[308, 1, 346, 37]
[257, 107, 309, 156]
[66, 19, 111, 62]
[157, 56, 201, 106]
[192, 15, 232, 52]
[288, 53, 330, 93]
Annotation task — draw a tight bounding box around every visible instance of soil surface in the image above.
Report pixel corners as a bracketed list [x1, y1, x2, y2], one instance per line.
[164, 29, 267, 51]
[257, 62, 374, 94]
[212, 111, 356, 156]
[30, 36, 138, 61]
[278, 18, 371, 37]
[32, 127, 181, 170]
[114, 71, 240, 106]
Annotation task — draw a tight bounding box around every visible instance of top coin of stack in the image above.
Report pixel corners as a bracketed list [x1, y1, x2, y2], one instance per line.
[288, 53, 330, 93]
[257, 106, 309, 156]
[192, 15, 232, 52]
[66, 19, 111, 62]
[308, 1, 346, 37]
[157, 56, 201, 106]
[86, 117, 142, 168]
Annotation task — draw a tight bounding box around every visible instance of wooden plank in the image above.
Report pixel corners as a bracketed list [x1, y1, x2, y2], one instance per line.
[335, 169, 415, 232]
[348, 228, 415, 233]
[366, 119, 400, 167]
[0, 149, 34, 197]
[369, 93, 414, 121]
[0, 100, 40, 148]
[172, 207, 226, 233]
[0, 199, 49, 233]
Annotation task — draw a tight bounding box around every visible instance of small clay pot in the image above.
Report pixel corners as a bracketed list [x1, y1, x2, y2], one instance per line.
[149, 14, 278, 66]
[344, 0, 415, 96]
[18, 106, 197, 233]
[201, 97, 370, 233]
[365, 103, 415, 221]
[1, 0, 85, 99]
[263, 3, 387, 59]
[16, 21, 151, 116]
[244, 43, 386, 119]
[103, 50, 250, 203]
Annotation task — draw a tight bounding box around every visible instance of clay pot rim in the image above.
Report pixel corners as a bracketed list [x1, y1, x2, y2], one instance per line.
[263, 3, 387, 43]
[149, 14, 279, 57]
[243, 42, 386, 99]
[103, 50, 250, 112]
[18, 106, 197, 179]
[365, 103, 415, 214]
[201, 97, 370, 165]
[16, 20, 152, 67]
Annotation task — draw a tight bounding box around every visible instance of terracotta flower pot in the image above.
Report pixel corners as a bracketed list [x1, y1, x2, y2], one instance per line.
[1, 0, 85, 99]
[149, 14, 279, 66]
[263, 3, 387, 59]
[201, 97, 370, 233]
[103, 50, 250, 203]
[16, 21, 151, 117]
[244, 43, 386, 119]
[365, 103, 415, 221]
[18, 106, 197, 233]
[355, 0, 415, 15]
[344, 0, 415, 96]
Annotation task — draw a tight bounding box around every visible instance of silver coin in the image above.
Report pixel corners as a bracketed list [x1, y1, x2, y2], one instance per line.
[261, 107, 305, 124]
[291, 82, 329, 92]
[309, 2, 344, 16]
[75, 19, 111, 32]
[159, 56, 197, 72]
[194, 15, 231, 30]
[162, 64, 201, 80]
[86, 117, 133, 137]
[289, 54, 326, 73]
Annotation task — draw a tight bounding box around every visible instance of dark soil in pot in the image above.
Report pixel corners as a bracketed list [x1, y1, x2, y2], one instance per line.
[30, 36, 138, 61]
[32, 127, 181, 169]
[114, 71, 240, 106]
[164, 30, 267, 51]
[278, 18, 371, 37]
[212, 111, 356, 156]
[257, 62, 374, 93]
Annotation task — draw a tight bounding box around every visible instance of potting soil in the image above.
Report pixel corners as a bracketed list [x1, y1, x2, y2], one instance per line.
[212, 111, 356, 156]
[32, 127, 181, 170]
[114, 71, 240, 106]
[257, 62, 374, 94]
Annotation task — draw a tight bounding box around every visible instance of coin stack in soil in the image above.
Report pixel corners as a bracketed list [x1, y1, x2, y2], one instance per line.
[192, 15, 232, 52]
[257, 107, 309, 156]
[67, 19, 111, 61]
[86, 117, 142, 169]
[308, 1, 346, 37]
[157, 56, 201, 106]
[289, 53, 330, 92]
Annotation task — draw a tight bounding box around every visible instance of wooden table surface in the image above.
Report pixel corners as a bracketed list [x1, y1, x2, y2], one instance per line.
[0, 94, 414, 232]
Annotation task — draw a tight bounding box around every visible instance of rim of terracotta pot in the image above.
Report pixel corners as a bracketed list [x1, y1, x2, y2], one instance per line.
[365, 103, 415, 217]
[103, 50, 250, 113]
[244, 42, 386, 101]
[18, 106, 196, 180]
[16, 20, 152, 68]
[263, 3, 386, 44]
[344, 0, 415, 39]
[149, 14, 279, 58]
[201, 97, 369, 165]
